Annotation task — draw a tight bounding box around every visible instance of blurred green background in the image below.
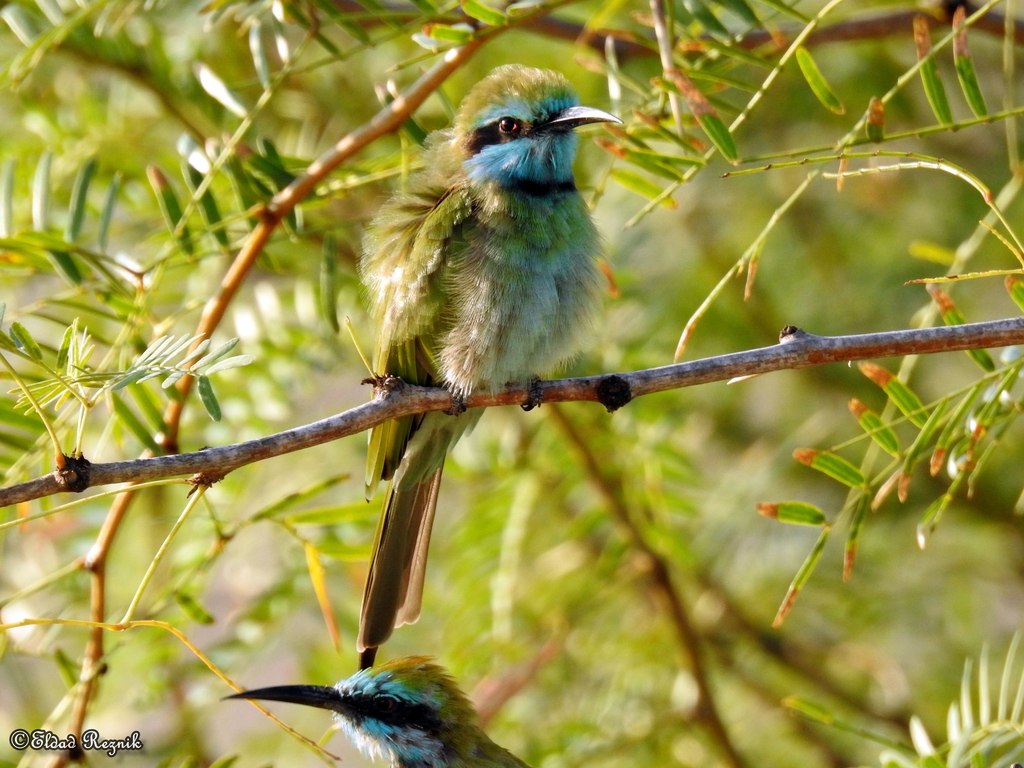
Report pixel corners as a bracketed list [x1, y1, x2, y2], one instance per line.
[1, 0, 1024, 766]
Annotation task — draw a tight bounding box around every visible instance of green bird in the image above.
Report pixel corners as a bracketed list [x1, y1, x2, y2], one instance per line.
[359, 65, 618, 666]
[229, 656, 529, 767]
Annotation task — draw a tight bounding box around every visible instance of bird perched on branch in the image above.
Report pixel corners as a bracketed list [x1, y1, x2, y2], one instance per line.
[229, 655, 530, 768]
[359, 64, 619, 667]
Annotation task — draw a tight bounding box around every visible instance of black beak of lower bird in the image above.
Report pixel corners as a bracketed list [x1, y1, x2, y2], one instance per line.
[539, 105, 621, 132]
[226, 684, 345, 713]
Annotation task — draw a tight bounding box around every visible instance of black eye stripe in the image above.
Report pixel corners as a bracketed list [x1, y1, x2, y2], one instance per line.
[466, 118, 533, 155]
[466, 123, 503, 155]
[348, 693, 443, 734]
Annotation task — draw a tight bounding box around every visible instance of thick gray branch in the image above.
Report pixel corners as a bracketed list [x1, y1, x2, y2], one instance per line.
[3, 317, 1023, 508]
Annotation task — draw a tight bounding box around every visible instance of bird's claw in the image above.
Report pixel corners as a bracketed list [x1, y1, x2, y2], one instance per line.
[445, 391, 467, 416]
[362, 374, 404, 399]
[521, 376, 544, 411]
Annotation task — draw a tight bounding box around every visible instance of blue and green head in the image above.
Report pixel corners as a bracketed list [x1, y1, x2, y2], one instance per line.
[453, 65, 619, 194]
[229, 656, 529, 767]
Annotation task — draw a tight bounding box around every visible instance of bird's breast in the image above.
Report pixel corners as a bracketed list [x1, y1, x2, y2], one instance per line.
[437, 191, 604, 394]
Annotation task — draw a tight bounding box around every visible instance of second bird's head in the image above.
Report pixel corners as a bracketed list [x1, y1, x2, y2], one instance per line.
[228, 656, 478, 765]
[455, 65, 620, 193]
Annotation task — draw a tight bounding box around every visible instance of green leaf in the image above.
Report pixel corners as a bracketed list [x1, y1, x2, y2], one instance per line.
[749, 0, 808, 22]
[147, 165, 193, 256]
[917, 493, 952, 547]
[932, 383, 983, 475]
[321, 233, 339, 332]
[793, 449, 866, 487]
[914, 16, 952, 125]
[773, 526, 830, 626]
[610, 169, 677, 208]
[65, 157, 97, 243]
[0, 159, 13, 237]
[920, 59, 952, 125]
[903, 399, 949, 480]
[683, 0, 729, 37]
[130, 383, 169, 434]
[849, 399, 900, 456]
[182, 162, 229, 248]
[461, 0, 507, 26]
[955, 55, 987, 118]
[866, 96, 884, 142]
[208, 756, 239, 768]
[36, 0, 64, 24]
[1006, 275, 1024, 313]
[9, 322, 43, 361]
[197, 375, 221, 421]
[953, 7, 987, 118]
[97, 173, 120, 253]
[886, 378, 928, 426]
[249, 20, 272, 89]
[56, 324, 74, 371]
[696, 113, 738, 162]
[606, 145, 683, 181]
[757, 501, 827, 526]
[783, 696, 835, 724]
[193, 338, 239, 370]
[203, 355, 255, 375]
[251, 474, 351, 521]
[226, 154, 260, 226]
[175, 592, 216, 624]
[252, 138, 296, 190]
[844, 493, 868, 579]
[795, 47, 845, 114]
[111, 394, 163, 454]
[286, 503, 377, 525]
[859, 363, 928, 427]
[194, 62, 247, 118]
[54, 648, 79, 688]
[32, 150, 52, 231]
[715, 0, 759, 26]
[0, 329, 19, 353]
[422, 23, 475, 43]
[316, 540, 373, 561]
[928, 286, 996, 371]
[47, 250, 83, 285]
[1, 6, 39, 45]
[909, 240, 956, 264]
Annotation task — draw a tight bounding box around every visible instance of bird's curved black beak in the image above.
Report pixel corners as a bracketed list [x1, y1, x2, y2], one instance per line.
[540, 105, 621, 132]
[226, 684, 345, 713]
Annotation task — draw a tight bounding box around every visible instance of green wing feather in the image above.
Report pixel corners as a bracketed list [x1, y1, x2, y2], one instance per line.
[363, 183, 472, 499]
[359, 180, 473, 655]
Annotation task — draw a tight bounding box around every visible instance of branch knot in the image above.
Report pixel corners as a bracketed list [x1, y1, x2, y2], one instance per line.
[54, 455, 92, 493]
[596, 375, 633, 412]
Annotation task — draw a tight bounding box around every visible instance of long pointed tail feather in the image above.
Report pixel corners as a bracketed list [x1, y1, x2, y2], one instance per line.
[357, 468, 443, 654]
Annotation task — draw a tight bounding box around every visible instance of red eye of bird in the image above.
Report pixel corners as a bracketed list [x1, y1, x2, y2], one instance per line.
[498, 117, 519, 135]
[375, 697, 397, 713]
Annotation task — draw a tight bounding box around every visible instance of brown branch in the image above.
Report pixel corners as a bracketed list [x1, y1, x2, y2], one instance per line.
[547, 405, 744, 768]
[6, 317, 1023, 507]
[736, 2, 1024, 50]
[327, 0, 1024, 57]
[472, 640, 561, 727]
